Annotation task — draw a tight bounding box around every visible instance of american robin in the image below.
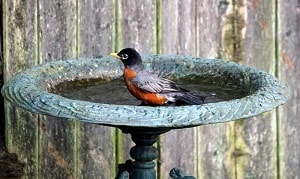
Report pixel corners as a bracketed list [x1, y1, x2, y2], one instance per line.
[110, 48, 204, 106]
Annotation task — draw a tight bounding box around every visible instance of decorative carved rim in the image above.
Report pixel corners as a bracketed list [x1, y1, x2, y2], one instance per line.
[1, 55, 289, 128]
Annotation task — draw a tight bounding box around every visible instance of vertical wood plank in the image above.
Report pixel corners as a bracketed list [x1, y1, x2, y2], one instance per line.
[39, 0, 77, 62]
[0, 0, 3, 155]
[3, 0, 39, 178]
[0, 0, 5, 168]
[78, 0, 115, 56]
[160, 0, 196, 54]
[196, 0, 226, 58]
[278, 0, 300, 178]
[39, 116, 78, 179]
[118, 0, 157, 165]
[159, 0, 198, 178]
[78, 124, 116, 178]
[237, 0, 277, 178]
[196, 1, 232, 178]
[78, 0, 116, 178]
[119, 0, 157, 53]
[38, 0, 78, 178]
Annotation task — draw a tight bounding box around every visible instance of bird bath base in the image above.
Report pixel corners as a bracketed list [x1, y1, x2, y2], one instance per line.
[116, 127, 195, 179]
[1, 55, 288, 179]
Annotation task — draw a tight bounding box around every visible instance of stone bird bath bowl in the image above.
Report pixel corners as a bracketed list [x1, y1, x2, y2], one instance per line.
[1, 55, 288, 179]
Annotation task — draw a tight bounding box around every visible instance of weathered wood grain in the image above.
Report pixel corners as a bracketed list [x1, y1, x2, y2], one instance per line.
[78, 124, 116, 178]
[278, 0, 300, 178]
[0, 0, 6, 155]
[38, 116, 78, 179]
[78, 0, 116, 178]
[196, 1, 232, 178]
[38, 1, 78, 178]
[160, 0, 196, 54]
[78, 0, 115, 56]
[196, 0, 226, 58]
[159, 0, 197, 178]
[3, 0, 39, 178]
[39, 0, 77, 62]
[238, 0, 277, 178]
[119, 0, 157, 53]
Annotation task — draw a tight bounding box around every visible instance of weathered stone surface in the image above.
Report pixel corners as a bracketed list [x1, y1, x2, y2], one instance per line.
[1, 55, 288, 128]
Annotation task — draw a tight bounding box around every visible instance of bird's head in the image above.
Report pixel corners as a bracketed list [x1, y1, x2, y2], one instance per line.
[110, 48, 143, 69]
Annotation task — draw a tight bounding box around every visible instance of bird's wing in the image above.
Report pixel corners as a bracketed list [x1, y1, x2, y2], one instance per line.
[131, 71, 182, 93]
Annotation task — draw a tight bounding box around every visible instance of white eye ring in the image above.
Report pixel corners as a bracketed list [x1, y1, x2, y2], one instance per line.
[121, 54, 128, 59]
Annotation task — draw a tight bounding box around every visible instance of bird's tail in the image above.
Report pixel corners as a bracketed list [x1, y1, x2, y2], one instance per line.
[173, 92, 205, 105]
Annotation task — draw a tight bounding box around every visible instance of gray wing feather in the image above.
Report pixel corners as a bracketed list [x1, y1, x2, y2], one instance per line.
[131, 71, 180, 93]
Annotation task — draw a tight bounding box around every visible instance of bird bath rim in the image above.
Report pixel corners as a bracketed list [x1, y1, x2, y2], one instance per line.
[1, 55, 289, 129]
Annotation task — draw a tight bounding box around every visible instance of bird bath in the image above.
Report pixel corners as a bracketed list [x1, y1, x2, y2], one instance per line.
[1, 55, 288, 179]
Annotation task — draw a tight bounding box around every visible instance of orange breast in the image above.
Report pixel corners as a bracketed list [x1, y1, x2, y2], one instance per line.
[123, 68, 167, 105]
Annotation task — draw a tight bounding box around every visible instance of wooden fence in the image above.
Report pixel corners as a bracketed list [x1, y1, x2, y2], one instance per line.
[2, 0, 299, 178]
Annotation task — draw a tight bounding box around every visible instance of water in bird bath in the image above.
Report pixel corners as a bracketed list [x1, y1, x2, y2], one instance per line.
[52, 78, 249, 106]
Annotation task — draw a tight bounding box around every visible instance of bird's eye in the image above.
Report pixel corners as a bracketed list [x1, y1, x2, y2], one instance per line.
[121, 54, 128, 59]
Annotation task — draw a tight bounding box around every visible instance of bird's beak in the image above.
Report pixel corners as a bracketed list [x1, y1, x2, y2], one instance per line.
[109, 53, 121, 59]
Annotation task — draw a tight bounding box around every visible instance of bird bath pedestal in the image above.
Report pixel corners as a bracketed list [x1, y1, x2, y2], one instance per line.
[1, 55, 288, 179]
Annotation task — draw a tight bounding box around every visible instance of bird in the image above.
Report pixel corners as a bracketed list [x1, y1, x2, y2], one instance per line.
[109, 48, 205, 106]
